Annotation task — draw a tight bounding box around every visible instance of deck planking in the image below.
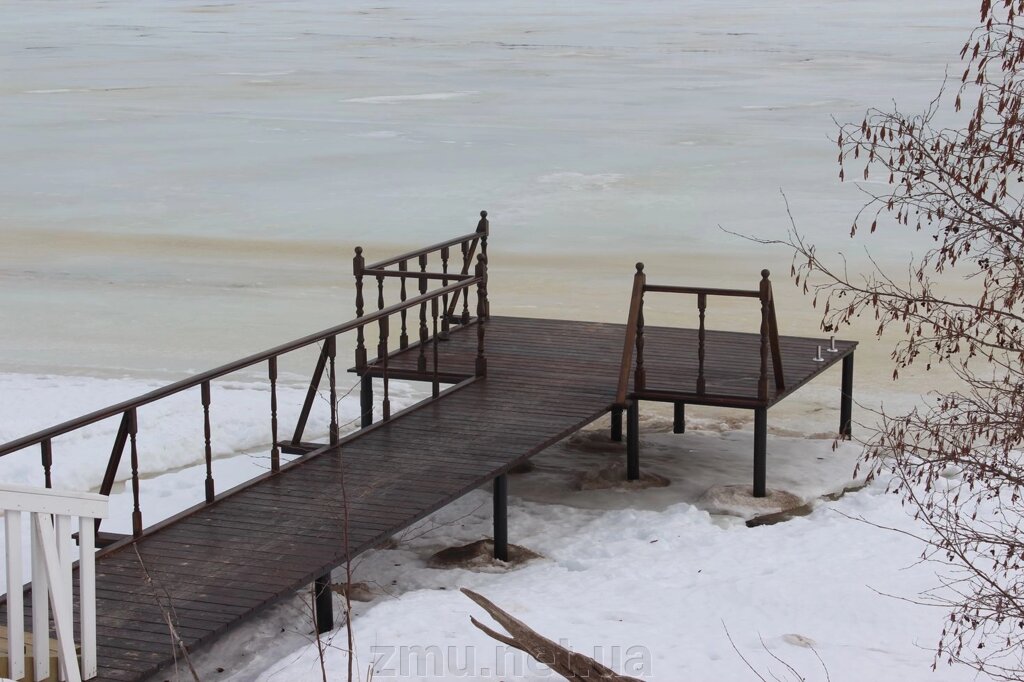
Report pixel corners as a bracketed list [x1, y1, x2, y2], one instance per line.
[2, 316, 853, 681]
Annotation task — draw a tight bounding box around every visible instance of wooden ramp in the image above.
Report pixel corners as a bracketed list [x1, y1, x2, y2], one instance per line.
[0, 221, 855, 681]
[3, 317, 853, 681]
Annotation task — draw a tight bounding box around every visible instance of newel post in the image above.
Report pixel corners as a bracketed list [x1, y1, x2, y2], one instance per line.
[354, 246, 367, 371]
[758, 269, 771, 402]
[634, 263, 646, 391]
[477, 209, 489, 265]
[475, 254, 488, 376]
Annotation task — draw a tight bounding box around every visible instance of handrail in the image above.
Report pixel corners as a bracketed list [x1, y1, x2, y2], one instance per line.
[644, 284, 760, 298]
[361, 268, 474, 282]
[366, 230, 482, 270]
[615, 263, 646, 406]
[0, 277, 478, 458]
[615, 265, 785, 406]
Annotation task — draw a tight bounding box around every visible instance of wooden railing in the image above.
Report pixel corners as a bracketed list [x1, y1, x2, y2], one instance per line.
[616, 265, 784, 406]
[2, 484, 108, 681]
[0, 230, 489, 541]
[354, 210, 489, 359]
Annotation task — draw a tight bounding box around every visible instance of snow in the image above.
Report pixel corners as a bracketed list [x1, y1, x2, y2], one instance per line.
[150, 417, 969, 682]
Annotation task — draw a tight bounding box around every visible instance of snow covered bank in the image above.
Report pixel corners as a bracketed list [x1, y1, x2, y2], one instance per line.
[155, 419, 970, 681]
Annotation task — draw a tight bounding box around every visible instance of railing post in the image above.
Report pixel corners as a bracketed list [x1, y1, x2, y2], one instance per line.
[379, 317, 391, 420]
[840, 352, 854, 439]
[634, 264, 646, 392]
[418, 254, 428, 372]
[353, 247, 367, 371]
[475, 255, 488, 377]
[477, 209, 489, 274]
[398, 260, 409, 349]
[128, 407, 142, 536]
[440, 246, 451, 339]
[5, 508, 24, 681]
[758, 270, 771, 402]
[460, 240, 471, 323]
[431, 297, 440, 398]
[328, 335, 339, 445]
[697, 292, 707, 394]
[269, 357, 280, 472]
[202, 381, 215, 503]
[763, 270, 785, 391]
[41, 439, 52, 489]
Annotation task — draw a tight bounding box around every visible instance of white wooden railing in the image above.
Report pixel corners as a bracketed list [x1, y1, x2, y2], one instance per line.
[2, 484, 108, 682]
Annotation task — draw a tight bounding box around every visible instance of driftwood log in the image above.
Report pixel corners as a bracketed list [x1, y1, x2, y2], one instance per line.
[461, 588, 643, 682]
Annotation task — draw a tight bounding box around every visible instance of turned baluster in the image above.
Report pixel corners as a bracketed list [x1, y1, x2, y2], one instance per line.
[697, 293, 707, 394]
[398, 260, 409, 349]
[354, 247, 367, 371]
[376, 273, 385, 312]
[328, 335, 339, 445]
[40, 439, 52, 489]
[128, 408, 142, 536]
[269, 357, 280, 472]
[379, 317, 391, 420]
[202, 381, 215, 502]
[476, 255, 488, 377]
[477, 210, 489, 270]
[460, 241, 471, 323]
[418, 254, 428, 372]
[440, 246, 451, 339]
[431, 297, 440, 398]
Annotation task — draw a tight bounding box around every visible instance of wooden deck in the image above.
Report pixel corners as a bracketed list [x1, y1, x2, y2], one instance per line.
[2, 315, 852, 681]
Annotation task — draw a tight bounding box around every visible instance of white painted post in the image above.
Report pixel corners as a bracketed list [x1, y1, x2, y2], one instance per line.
[33, 513, 82, 682]
[79, 517, 98, 679]
[31, 513, 50, 682]
[55, 514, 73, 682]
[5, 510, 24, 680]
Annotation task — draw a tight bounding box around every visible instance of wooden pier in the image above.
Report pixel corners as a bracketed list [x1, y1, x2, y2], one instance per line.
[0, 213, 855, 681]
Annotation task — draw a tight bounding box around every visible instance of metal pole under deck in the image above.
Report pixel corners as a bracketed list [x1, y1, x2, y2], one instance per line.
[626, 400, 640, 481]
[673, 402, 686, 434]
[360, 375, 373, 428]
[610, 406, 623, 442]
[314, 573, 333, 634]
[840, 353, 854, 439]
[753, 407, 767, 498]
[493, 474, 508, 561]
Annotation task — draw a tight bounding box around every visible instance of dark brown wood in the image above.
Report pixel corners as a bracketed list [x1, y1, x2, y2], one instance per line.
[328, 335, 339, 445]
[0, 219, 859, 682]
[460, 240, 471, 323]
[202, 380, 214, 503]
[379, 317, 391, 421]
[354, 246, 367, 371]
[440, 246, 451, 338]
[269, 357, 280, 472]
[476, 256, 487, 377]
[129, 408, 142, 537]
[1, 316, 854, 682]
[398, 260, 409, 349]
[40, 438, 52, 489]
[759, 270, 771, 402]
[418, 254, 429, 372]
[697, 292, 707, 394]
[432, 297, 440, 398]
[616, 263, 646, 406]
[292, 344, 328, 445]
